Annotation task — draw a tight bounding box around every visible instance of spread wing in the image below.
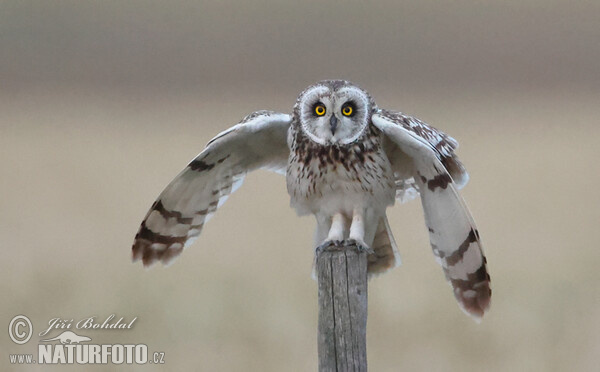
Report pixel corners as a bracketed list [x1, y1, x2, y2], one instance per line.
[132, 111, 292, 267]
[372, 109, 491, 320]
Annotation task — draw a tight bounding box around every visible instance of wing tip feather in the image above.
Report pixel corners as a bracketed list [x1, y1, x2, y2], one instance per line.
[131, 237, 185, 268]
[453, 274, 492, 322]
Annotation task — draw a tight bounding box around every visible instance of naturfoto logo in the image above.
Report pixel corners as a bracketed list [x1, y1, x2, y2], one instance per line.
[8, 314, 165, 366]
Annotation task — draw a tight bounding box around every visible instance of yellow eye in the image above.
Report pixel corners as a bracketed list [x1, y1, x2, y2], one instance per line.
[342, 105, 353, 116]
[314, 104, 326, 116]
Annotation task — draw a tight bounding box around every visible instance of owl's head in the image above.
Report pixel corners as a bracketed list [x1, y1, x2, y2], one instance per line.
[294, 80, 376, 145]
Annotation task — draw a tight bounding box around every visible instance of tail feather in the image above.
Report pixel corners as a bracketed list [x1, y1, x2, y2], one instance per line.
[367, 216, 401, 277]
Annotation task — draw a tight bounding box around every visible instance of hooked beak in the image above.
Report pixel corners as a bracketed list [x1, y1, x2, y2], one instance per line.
[330, 115, 338, 135]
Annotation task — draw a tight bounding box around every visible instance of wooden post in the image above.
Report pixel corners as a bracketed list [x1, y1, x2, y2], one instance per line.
[317, 243, 368, 372]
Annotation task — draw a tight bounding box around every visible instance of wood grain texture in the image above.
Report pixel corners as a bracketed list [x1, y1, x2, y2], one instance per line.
[317, 245, 368, 372]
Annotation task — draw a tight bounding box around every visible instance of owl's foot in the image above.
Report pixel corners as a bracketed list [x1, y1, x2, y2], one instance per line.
[315, 240, 343, 254]
[344, 239, 375, 255]
[315, 239, 374, 255]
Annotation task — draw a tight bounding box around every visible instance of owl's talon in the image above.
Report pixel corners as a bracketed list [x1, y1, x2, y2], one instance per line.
[316, 239, 373, 254]
[316, 240, 344, 254]
[344, 239, 374, 254]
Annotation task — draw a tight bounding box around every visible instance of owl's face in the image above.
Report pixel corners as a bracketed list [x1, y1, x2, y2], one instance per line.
[295, 80, 374, 145]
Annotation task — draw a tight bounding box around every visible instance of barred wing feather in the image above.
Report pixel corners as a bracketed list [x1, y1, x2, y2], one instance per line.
[372, 110, 491, 320]
[132, 111, 292, 267]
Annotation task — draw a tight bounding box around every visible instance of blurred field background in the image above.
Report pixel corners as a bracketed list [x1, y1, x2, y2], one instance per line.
[2, 1, 599, 371]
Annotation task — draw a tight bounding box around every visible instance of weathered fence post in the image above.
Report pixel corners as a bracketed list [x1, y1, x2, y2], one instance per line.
[317, 244, 368, 372]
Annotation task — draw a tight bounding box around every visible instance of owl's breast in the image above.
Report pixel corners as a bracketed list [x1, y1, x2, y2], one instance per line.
[286, 138, 395, 216]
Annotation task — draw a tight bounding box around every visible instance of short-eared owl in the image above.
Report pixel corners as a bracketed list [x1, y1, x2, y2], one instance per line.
[132, 80, 491, 320]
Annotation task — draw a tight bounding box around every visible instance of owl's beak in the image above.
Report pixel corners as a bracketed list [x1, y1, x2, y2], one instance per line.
[329, 115, 338, 135]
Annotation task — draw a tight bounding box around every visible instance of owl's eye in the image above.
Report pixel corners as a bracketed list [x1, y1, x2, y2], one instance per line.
[341, 103, 354, 117]
[314, 104, 326, 116]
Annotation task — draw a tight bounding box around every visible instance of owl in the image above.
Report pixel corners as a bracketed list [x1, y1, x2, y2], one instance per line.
[132, 80, 491, 320]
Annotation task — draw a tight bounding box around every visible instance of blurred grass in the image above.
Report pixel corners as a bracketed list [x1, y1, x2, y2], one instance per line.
[1, 87, 599, 371]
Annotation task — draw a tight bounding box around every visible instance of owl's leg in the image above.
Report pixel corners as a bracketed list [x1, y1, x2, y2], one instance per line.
[347, 208, 374, 253]
[315, 213, 346, 252]
[349, 207, 365, 243]
[326, 213, 346, 242]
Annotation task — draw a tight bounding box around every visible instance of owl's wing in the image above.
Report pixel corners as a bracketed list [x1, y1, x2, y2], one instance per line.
[132, 111, 292, 267]
[379, 110, 468, 203]
[372, 109, 490, 320]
